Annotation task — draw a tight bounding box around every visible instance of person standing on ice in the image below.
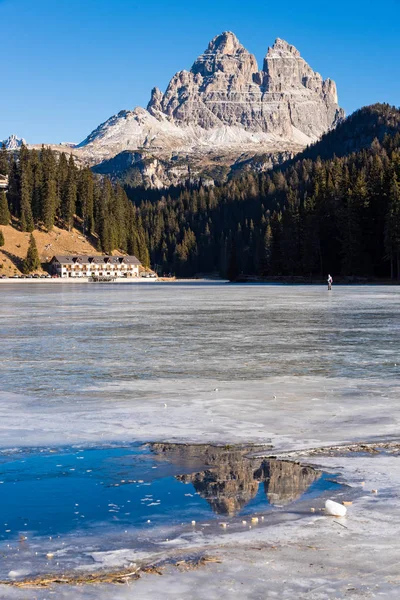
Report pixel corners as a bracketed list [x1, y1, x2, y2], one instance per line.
[327, 274, 333, 291]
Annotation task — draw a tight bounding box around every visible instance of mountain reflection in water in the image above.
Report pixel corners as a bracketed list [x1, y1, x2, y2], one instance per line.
[151, 444, 321, 516]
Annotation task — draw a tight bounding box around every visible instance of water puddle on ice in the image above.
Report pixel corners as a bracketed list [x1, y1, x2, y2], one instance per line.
[0, 443, 340, 578]
[0, 443, 340, 539]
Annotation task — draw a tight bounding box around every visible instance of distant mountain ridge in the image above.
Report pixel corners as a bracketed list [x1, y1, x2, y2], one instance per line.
[56, 31, 344, 187]
[286, 103, 400, 162]
[2, 134, 26, 150]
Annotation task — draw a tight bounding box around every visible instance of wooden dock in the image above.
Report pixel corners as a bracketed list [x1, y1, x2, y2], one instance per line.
[89, 275, 117, 283]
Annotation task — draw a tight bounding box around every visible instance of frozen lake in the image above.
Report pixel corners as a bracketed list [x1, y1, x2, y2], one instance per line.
[0, 282, 399, 449]
[0, 282, 399, 593]
[1, 282, 399, 392]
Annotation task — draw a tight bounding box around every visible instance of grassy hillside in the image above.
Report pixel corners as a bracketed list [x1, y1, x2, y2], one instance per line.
[0, 222, 101, 275]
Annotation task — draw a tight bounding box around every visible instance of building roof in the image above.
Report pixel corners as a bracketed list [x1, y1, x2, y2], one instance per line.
[52, 255, 141, 266]
[90, 256, 106, 264]
[52, 255, 75, 265]
[121, 256, 141, 265]
[73, 256, 91, 264]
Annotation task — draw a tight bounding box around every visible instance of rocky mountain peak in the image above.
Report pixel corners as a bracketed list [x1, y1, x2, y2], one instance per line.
[79, 31, 344, 188]
[267, 38, 301, 58]
[148, 87, 163, 113]
[262, 37, 340, 120]
[146, 31, 343, 135]
[190, 30, 258, 79]
[205, 31, 244, 55]
[2, 134, 26, 150]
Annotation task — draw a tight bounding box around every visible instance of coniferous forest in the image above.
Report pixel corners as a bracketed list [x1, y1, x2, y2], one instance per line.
[134, 105, 400, 280]
[1, 104, 400, 280]
[0, 144, 150, 266]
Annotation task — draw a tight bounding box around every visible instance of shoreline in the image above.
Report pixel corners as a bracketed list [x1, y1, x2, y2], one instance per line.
[234, 275, 400, 285]
[0, 277, 159, 284]
[0, 277, 226, 284]
[0, 278, 398, 285]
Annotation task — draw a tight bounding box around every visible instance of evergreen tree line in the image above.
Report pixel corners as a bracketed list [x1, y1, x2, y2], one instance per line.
[0, 144, 149, 266]
[136, 129, 400, 280]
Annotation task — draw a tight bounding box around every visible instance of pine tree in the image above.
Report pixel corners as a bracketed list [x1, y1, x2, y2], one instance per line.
[7, 158, 20, 216]
[219, 233, 228, 277]
[17, 144, 34, 232]
[137, 229, 150, 267]
[367, 153, 386, 274]
[63, 155, 77, 231]
[0, 191, 10, 225]
[57, 152, 68, 217]
[96, 179, 113, 253]
[0, 228, 4, 247]
[23, 234, 41, 273]
[261, 219, 273, 275]
[41, 147, 58, 230]
[301, 194, 322, 276]
[20, 169, 34, 232]
[30, 150, 43, 222]
[227, 239, 239, 281]
[0, 143, 8, 176]
[270, 211, 283, 274]
[77, 168, 94, 235]
[384, 172, 400, 279]
[43, 175, 57, 230]
[280, 189, 301, 274]
[112, 184, 128, 250]
[173, 240, 188, 275]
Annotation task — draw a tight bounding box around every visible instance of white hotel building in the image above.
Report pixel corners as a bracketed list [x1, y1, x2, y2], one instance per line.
[51, 255, 141, 278]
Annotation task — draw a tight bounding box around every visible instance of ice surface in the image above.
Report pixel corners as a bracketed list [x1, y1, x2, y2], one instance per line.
[0, 283, 399, 598]
[0, 283, 399, 451]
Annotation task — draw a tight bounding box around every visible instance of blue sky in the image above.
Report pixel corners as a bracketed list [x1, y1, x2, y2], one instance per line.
[1, 0, 399, 144]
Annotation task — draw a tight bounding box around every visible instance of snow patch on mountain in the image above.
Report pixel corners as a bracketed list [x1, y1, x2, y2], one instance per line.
[2, 134, 26, 149]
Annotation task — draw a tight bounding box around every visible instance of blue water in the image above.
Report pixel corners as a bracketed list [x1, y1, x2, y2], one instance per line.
[0, 444, 339, 542]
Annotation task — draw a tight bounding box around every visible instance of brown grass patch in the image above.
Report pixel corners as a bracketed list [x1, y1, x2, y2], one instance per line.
[0, 223, 101, 274]
[0, 555, 221, 589]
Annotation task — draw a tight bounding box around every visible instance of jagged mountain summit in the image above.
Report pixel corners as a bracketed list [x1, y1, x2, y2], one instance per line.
[147, 33, 342, 138]
[2, 134, 26, 150]
[49, 32, 345, 187]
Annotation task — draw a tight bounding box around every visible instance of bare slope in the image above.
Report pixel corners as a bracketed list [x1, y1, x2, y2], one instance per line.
[0, 224, 100, 275]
